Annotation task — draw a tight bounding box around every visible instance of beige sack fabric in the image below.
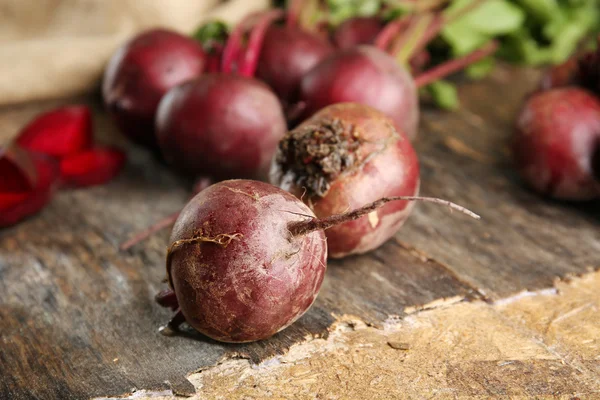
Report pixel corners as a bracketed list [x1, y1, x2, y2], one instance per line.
[0, 0, 269, 106]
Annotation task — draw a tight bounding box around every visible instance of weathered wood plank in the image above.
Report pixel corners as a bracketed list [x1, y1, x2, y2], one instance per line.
[0, 66, 598, 399]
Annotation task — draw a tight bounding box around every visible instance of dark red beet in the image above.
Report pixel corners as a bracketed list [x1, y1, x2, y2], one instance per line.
[16, 105, 93, 158]
[156, 74, 287, 179]
[59, 147, 126, 188]
[270, 103, 420, 258]
[514, 87, 600, 200]
[332, 17, 383, 49]
[256, 25, 334, 102]
[0, 145, 59, 227]
[164, 180, 327, 342]
[299, 46, 419, 139]
[103, 29, 206, 148]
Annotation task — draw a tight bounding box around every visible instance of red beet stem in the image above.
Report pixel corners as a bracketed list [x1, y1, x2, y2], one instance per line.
[408, 14, 443, 60]
[222, 13, 258, 73]
[240, 9, 285, 78]
[119, 177, 212, 251]
[119, 210, 180, 251]
[392, 13, 434, 64]
[374, 16, 412, 51]
[414, 41, 499, 88]
[287, 0, 305, 28]
[289, 196, 480, 237]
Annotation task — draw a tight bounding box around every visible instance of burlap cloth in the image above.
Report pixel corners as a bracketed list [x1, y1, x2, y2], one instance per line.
[0, 0, 269, 106]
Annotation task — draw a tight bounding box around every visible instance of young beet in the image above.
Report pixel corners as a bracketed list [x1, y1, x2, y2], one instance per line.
[298, 41, 498, 140]
[270, 103, 420, 258]
[158, 179, 477, 342]
[103, 29, 206, 148]
[332, 17, 383, 49]
[514, 87, 600, 200]
[156, 11, 287, 179]
[299, 4, 497, 139]
[256, 25, 334, 103]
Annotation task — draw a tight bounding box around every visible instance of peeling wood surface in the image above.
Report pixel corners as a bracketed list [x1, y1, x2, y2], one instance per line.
[0, 66, 599, 399]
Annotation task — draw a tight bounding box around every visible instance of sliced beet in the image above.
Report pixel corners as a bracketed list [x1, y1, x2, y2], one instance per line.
[0, 143, 38, 192]
[16, 105, 93, 158]
[0, 152, 59, 227]
[59, 147, 126, 188]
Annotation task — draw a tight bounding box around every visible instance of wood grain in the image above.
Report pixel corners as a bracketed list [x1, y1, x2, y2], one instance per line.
[0, 66, 598, 399]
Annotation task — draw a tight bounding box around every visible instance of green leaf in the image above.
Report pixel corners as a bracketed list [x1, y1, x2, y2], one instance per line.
[466, 57, 496, 79]
[427, 80, 460, 110]
[193, 20, 228, 51]
[442, 0, 525, 55]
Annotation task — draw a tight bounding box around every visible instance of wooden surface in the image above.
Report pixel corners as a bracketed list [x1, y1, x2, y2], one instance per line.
[1, 66, 599, 400]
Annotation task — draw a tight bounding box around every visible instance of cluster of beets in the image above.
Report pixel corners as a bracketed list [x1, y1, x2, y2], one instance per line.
[100, 4, 491, 343]
[513, 44, 600, 201]
[0, 106, 125, 227]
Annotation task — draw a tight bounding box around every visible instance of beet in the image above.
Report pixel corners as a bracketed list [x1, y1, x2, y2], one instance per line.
[256, 25, 334, 103]
[162, 180, 327, 342]
[157, 179, 477, 341]
[156, 74, 287, 179]
[103, 29, 206, 148]
[299, 46, 420, 139]
[514, 87, 600, 200]
[270, 103, 420, 258]
[332, 17, 383, 49]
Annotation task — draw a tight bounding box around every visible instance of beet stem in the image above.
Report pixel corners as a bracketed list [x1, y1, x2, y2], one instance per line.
[119, 210, 180, 251]
[119, 178, 212, 251]
[414, 41, 499, 88]
[287, 0, 304, 28]
[222, 12, 258, 73]
[393, 14, 434, 64]
[374, 16, 412, 51]
[407, 14, 443, 61]
[240, 9, 285, 78]
[289, 196, 480, 237]
[444, 0, 484, 22]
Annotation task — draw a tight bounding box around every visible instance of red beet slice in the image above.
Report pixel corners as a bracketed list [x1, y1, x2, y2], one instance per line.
[0, 143, 38, 192]
[16, 105, 93, 158]
[0, 153, 59, 228]
[59, 147, 126, 188]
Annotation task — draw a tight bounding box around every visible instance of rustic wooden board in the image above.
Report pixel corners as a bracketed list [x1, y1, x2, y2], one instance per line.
[0, 66, 598, 400]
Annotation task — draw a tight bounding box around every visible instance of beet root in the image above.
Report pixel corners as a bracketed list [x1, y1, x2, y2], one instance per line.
[156, 73, 287, 179]
[103, 29, 206, 148]
[164, 180, 327, 343]
[270, 103, 420, 258]
[298, 46, 419, 139]
[332, 17, 383, 49]
[256, 25, 334, 103]
[514, 87, 600, 200]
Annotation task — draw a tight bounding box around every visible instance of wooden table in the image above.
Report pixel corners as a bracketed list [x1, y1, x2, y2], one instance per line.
[1, 66, 598, 399]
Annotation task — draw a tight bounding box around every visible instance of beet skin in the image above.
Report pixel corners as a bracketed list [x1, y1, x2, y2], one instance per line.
[332, 17, 383, 49]
[103, 29, 206, 148]
[270, 103, 420, 258]
[156, 74, 287, 179]
[299, 46, 419, 139]
[166, 180, 327, 342]
[514, 87, 600, 200]
[256, 26, 334, 103]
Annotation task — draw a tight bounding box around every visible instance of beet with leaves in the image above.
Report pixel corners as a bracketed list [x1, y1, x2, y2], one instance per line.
[156, 11, 287, 180]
